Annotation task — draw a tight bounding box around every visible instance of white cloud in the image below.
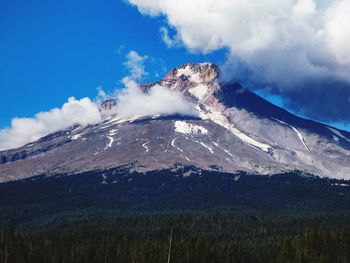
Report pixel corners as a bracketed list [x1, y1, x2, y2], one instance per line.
[160, 26, 180, 47]
[127, 0, 350, 62]
[0, 97, 102, 150]
[127, 0, 350, 121]
[114, 80, 197, 119]
[325, 0, 350, 65]
[293, 0, 316, 16]
[123, 50, 148, 81]
[110, 50, 197, 119]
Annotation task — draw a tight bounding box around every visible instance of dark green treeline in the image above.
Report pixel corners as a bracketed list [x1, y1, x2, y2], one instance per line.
[1, 212, 350, 263]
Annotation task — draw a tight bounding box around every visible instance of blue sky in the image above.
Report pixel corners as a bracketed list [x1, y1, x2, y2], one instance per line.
[0, 0, 349, 131]
[0, 0, 226, 128]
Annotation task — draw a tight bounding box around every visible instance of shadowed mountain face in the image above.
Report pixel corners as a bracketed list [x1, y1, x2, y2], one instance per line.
[1, 63, 350, 182]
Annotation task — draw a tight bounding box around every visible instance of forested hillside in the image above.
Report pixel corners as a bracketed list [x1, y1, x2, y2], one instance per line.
[1, 213, 350, 263]
[1, 167, 350, 262]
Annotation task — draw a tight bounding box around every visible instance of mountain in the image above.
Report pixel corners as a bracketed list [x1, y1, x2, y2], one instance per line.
[1, 62, 350, 183]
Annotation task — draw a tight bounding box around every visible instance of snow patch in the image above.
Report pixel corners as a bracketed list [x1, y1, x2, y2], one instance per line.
[142, 141, 150, 152]
[174, 121, 208, 135]
[100, 116, 139, 129]
[104, 116, 127, 125]
[176, 66, 202, 83]
[197, 105, 271, 152]
[104, 136, 115, 150]
[273, 118, 310, 151]
[213, 142, 234, 158]
[71, 134, 82, 140]
[171, 138, 183, 152]
[109, 129, 118, 135]
[197, 141, 214, 154]
[189, 85, 208, 100]
[104, 129, 118, 150]
[328, 127, 350, 143]
[70, 126, 81, 133]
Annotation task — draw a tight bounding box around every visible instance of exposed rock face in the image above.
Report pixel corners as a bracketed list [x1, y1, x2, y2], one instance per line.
[164, 63, 219, 83]
[1, 63, 350, 182]
[100, 99, 117, 111]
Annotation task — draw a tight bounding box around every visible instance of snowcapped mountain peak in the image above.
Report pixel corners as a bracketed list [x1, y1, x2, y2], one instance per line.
[158, 63, 248, 109]
[2, 62, 350, 182]
[148, 63, 222, 103]
[171, 63, 219, 84]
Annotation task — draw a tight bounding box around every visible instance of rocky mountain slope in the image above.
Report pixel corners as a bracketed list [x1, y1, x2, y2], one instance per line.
[1, 63, 350, 182]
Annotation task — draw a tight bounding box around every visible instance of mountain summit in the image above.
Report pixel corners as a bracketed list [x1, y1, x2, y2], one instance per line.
[1, 63, 350, 182]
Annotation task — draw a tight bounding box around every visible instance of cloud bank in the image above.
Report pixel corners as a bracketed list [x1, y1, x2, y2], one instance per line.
[106, 50, 197, 119]
[114, 81, 197, 119]
[0, 97, 102, 151]
[127, 0, 350, 123]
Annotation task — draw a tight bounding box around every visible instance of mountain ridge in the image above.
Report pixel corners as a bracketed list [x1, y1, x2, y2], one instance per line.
[1, 62, 350, 182]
